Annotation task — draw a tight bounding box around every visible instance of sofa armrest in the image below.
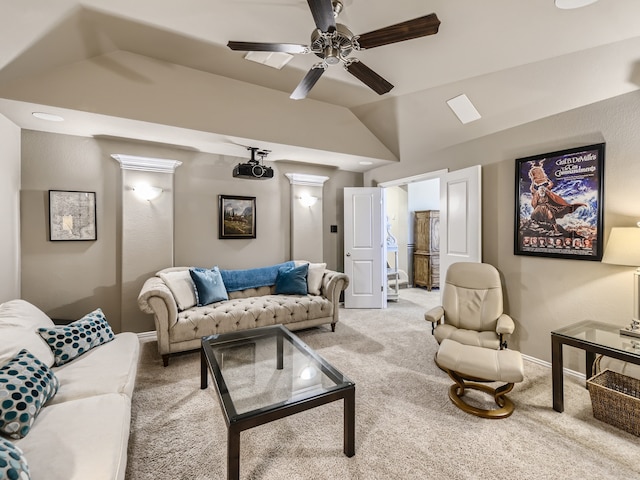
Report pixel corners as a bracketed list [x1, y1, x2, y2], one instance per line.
[137, 277, 179, 357]
[320, 270, 349, 303]
[138, 277, 176, 316]
[320, 270, 349, 325]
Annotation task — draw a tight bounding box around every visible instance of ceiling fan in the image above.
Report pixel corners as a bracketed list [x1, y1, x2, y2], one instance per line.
[227, 0, 440, 100]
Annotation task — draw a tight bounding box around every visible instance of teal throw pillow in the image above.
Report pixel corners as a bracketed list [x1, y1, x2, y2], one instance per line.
[37, 308, 115, 366]
[0, 349, 59, 439]
[274, 263, 309, 295]
[189, 267, 229, 306]
[0, 437, 30, 479]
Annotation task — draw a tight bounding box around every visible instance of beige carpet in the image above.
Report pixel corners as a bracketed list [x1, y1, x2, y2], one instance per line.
[126, 289, 640, 480]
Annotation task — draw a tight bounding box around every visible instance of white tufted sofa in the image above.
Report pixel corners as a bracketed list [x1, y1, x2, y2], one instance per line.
[137, 266, 349, 366]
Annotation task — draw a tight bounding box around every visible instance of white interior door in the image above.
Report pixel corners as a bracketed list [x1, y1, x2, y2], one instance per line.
[344, 187, 385, 309]
[439, 165, 482, 291]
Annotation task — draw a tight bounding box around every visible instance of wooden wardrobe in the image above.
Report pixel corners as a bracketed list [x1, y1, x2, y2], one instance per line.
[413, 210, 439, 290]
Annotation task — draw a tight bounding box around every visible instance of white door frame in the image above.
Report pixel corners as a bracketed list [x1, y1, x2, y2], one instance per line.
[378, 169, 448, 189]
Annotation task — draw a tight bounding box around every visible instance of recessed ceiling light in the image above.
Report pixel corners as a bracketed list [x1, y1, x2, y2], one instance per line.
[447, 94, 481, 124]
[555, 0, 598, 9]
[32, 112, 64, 122]
[244, 51, 293, 70]
[359, 161, 373, 165]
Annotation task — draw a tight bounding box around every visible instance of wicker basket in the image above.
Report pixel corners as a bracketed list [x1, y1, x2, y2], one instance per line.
[587, 369, 640, 436]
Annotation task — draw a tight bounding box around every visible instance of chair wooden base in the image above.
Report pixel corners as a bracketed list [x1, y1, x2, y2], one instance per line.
[446, 369, 515, 419]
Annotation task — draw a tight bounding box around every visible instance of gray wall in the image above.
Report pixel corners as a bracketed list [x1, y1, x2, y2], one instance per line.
[19, 131, 361, 332]
[0, 114, 20, 302]
[11, 89, 640, 369]
[366, 89, 640, 371]
[21, 131, 121, 328]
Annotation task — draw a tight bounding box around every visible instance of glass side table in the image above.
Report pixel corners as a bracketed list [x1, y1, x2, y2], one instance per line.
[551, 320, 640, 412]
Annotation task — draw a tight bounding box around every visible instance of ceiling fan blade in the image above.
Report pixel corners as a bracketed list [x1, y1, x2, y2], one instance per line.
[227, 41, 308, 54]
[356, 13, 441, 49]
[345, 61, 394, 95]
[306, 0, 336, 33]
[290, 66, 325, 100]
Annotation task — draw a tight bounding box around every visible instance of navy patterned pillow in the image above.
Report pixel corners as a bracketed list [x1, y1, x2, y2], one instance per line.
[37, 308, 115, 366]
[0, 437, 30, 479]
[0, 349, 59, 439]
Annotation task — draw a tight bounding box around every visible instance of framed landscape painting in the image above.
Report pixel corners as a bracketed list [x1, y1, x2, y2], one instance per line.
[514, 143, 605, 261]
[219, 195, 256, 239]
[49, 190, 97, 241]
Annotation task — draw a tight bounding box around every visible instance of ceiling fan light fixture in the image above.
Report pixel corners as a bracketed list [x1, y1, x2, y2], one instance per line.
[228, 2, 440, 98]
[555, 0, 598, 9]
[244, 51, 293, 70]
[324, 46, 341, 65]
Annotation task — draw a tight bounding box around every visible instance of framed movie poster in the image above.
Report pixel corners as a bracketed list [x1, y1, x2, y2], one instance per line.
[514, 143, 605, 261]
[49, 190, 97, 241]
[219, 195, 256, 239]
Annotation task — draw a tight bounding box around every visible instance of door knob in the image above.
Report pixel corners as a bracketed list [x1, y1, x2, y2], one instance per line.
[346, 253, 351, 257]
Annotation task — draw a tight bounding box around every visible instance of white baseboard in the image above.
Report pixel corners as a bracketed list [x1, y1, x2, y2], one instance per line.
[522, 353, 585, 381]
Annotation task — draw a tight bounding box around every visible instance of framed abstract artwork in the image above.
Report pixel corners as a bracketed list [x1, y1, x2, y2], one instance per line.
[49, 190, 97, 241]
[514, 143, 605, 261]
[219, 195, 256, 239]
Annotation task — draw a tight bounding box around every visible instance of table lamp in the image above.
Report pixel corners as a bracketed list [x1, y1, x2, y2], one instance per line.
[601, 226, 640, 338]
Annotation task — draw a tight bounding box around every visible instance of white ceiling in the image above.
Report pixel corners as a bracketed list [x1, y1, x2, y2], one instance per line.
[1, 0, 640, 172]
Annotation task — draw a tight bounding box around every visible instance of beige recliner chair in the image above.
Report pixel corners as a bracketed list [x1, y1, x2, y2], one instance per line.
[425, 262, 522, 418]
[424, 262, 515, 350]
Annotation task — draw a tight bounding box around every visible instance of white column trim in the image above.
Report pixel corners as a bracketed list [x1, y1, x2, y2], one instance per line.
[285, 173, 329, 186]
[111, 154, 182, 173]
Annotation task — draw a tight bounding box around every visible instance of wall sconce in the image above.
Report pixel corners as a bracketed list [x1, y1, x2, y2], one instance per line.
[298, 195, 319, 207]
[133, 183, 163, 201]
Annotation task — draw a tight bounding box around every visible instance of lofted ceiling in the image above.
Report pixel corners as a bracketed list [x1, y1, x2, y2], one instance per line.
[1, 0, 640, 172]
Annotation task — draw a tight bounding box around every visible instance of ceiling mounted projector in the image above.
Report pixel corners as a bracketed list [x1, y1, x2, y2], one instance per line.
[233, 147, 274, 180]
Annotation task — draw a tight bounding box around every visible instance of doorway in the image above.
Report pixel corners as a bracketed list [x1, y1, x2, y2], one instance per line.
[381, 165, 482, 293]
[343, 166, 482, 308]
[382, 171, 444, 292]
[385, 178, 440, 290]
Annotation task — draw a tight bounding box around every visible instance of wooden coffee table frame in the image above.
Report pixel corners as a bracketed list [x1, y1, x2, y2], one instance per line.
[201, 325, 355, 480]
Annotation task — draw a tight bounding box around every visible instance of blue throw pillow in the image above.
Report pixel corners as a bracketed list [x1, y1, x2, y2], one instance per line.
[0, 349, 59, 439]
[189, 267, 229, 306]
[37, 309, 115, 366]
[274, 263, 309, 295]
[0, 437, 30, 479]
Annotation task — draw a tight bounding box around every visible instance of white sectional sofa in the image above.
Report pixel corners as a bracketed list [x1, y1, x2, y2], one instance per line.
[0, 299, 140, 480]
[138, 261, 349, 366]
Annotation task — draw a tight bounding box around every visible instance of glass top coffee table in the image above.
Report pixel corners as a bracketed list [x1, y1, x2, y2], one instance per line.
[551, 320, 640, 412]
[200, 325, 355, 480]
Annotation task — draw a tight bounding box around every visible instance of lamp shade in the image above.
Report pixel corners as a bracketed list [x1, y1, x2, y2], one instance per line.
[602, 228, 640, 266]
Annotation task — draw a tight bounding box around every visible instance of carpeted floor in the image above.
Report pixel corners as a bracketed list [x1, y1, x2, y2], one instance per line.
[126, 289, 640, 480]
